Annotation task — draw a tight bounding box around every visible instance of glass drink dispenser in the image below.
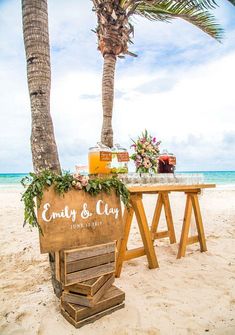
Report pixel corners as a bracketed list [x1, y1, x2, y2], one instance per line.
[111, 144, 129, 174]
[88, 143, 112, 174]
[158, 149, 176, 173]
[117, 144, 129, 173]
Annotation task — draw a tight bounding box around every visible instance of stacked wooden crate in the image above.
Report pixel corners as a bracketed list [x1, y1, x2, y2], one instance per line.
[60, 242, 125, 328]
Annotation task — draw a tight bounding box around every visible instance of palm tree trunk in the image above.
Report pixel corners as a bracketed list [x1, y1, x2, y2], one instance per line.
[22, 0, 61, 174]
[101, 54, 116, 148]
[22, 0, 62, 298]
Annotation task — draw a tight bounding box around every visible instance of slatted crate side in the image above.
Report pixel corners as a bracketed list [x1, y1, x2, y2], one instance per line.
[89, 274, 115, 305]
[68, 273, 114, 296]
[61, 303, 125, 329]
[65, 262, 115, 286]
[88, 273, 114, 296]
[62, 275, 115, 308]
[66, 252, 115, 274]
[62, 291, 92, 307]
[66, 277, 98, 296]
[65, 242, 116, 262]
[61, 285, 125, 322]
[60, 242, 117, 286]
[60, 260, 65, 284]
[66, 277, 101, 296]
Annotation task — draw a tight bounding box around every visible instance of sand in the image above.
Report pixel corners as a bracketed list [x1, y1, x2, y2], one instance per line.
[0, 187, 235, 335]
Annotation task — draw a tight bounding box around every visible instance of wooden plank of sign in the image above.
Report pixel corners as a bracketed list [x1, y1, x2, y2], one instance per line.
[64, 262, 115, 286]
[62, 275, 115, 307]
[61, 303, 125, 329]
[61, 285, 125, 322]
[65, 242, 115, 262]
[67, 273, 113, 296]
[37, 188, 123, 254]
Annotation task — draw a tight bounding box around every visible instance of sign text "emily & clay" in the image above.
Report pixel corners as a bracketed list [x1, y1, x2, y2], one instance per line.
[41, 199, 120, 223]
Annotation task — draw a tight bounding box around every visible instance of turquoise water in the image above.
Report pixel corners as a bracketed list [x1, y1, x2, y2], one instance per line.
[179, 171, 235, 185]
[0, 173, 28, 189]
[0, 171, 235, 189]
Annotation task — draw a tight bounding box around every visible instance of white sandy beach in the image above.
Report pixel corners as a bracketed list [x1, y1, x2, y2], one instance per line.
[0, 188, 235, 335]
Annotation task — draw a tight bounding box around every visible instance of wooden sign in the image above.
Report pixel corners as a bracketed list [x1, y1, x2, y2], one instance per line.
[117, 152, 129, 162]
[100, 151, 112, 161]
[37, 188, 123, 253]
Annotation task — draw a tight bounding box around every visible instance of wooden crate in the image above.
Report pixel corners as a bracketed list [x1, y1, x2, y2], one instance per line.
[61, 303, 125, 329]
[61, 285, 125, 323]
[66, 273, 113, 296]
[62, 274, 115, 307]
[60, 242, 116, 286]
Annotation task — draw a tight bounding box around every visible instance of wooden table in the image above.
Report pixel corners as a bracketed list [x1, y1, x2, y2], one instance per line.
[116, 183, 216, 277]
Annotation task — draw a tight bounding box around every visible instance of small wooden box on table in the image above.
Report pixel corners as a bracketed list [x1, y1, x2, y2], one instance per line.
[59, 242, 125, 328]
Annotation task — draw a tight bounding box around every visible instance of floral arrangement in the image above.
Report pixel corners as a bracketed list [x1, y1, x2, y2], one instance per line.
[72, 173, 89, 189]
[21, 169, 130, 231]
[130, 130, 161, 174]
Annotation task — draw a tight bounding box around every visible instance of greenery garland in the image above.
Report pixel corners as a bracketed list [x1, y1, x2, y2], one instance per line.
[21, 169, 130, 232]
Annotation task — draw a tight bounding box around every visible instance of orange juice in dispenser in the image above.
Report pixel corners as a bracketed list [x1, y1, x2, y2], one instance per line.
[88, 143, 112, 174]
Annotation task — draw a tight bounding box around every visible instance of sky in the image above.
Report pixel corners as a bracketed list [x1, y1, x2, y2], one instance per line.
[0, 0, 235, 173]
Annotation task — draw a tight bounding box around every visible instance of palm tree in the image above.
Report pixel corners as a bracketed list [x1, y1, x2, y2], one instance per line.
[22, 0, 61, 298]
[22, 0, 61, 174]
[92, 0, 234, 148]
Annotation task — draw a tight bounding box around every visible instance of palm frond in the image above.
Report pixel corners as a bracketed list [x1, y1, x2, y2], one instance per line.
[123, 0, 218, 10]
[135, 1, 223, 41]
[182, 0, 234, 8]
[179, 1, 218, 9]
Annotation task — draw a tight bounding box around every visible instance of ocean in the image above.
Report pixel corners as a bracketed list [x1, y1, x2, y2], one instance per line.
[0, 171, 235, 190]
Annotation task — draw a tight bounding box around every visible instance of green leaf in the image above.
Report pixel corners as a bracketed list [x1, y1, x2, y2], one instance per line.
[135, 0, 223, 41]
[86, 184, 91, 192]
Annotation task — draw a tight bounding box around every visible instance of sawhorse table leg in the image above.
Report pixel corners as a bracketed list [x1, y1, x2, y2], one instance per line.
[177, 191, 207, 259]
[116, 193, 159, 278]
[116, 206, 134, 277]
[151, 192, 176, 244]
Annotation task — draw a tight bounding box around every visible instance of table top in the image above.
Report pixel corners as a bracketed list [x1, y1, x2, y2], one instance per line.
[127, 183, 216, 194]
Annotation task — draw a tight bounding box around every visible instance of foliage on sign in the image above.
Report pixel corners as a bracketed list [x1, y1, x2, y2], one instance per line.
[21, 170, 130, 231]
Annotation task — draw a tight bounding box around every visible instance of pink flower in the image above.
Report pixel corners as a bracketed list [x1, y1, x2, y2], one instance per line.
[74, 182, 82, 190]
[81, 176, 89, 187]
[73, 173, 82, 181]
[143, 158, 152, 168]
